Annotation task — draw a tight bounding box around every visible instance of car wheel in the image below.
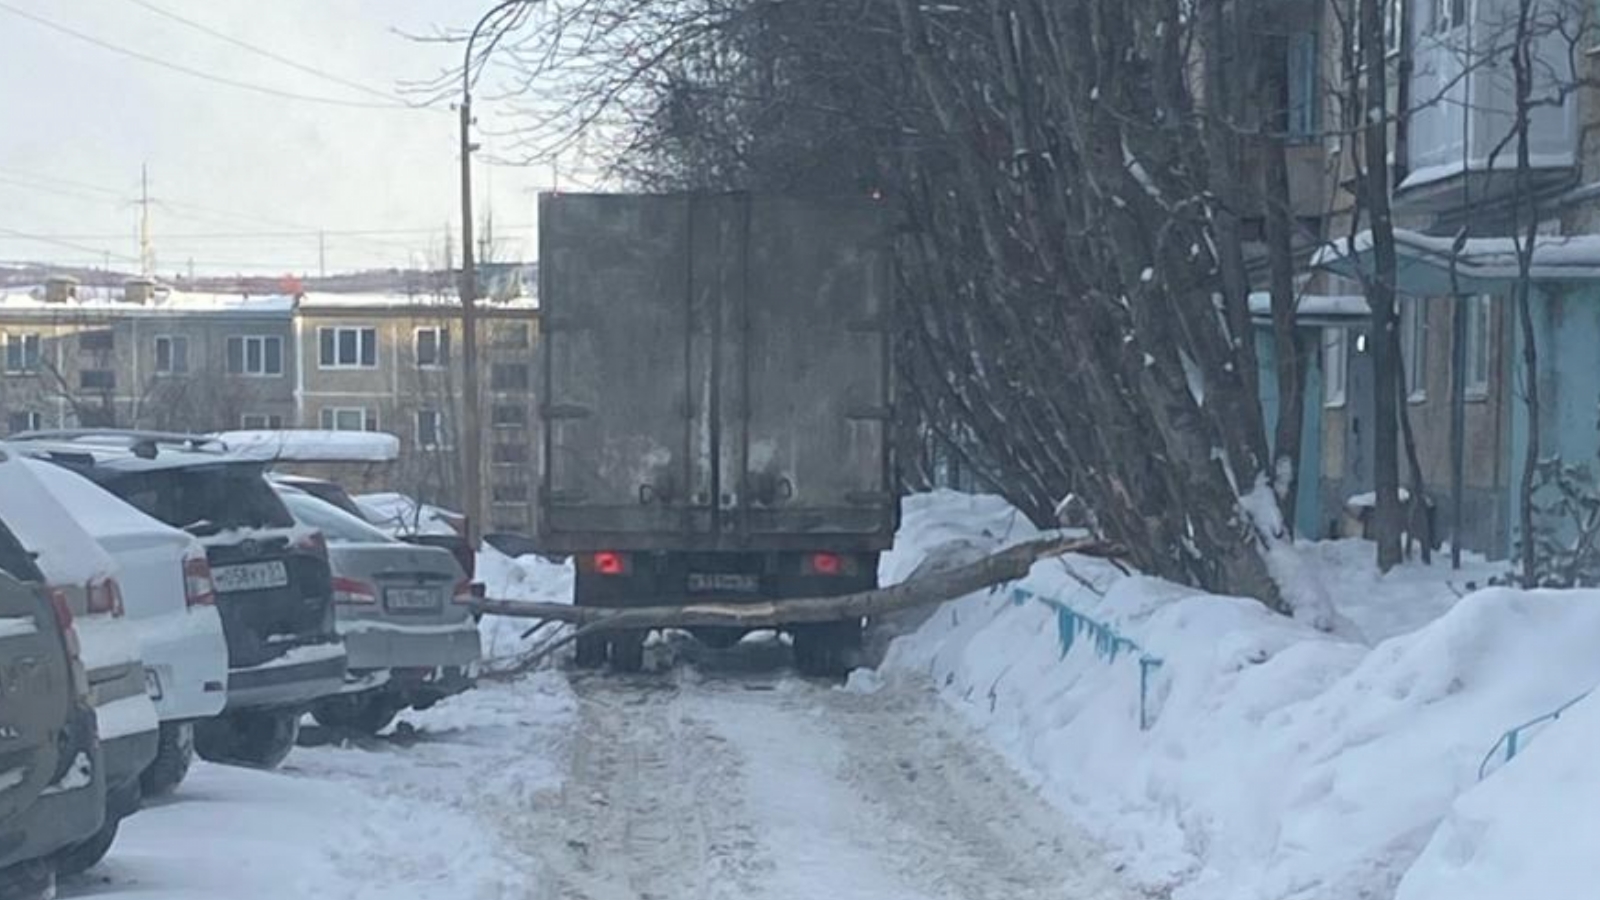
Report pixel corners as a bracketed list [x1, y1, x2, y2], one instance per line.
[310, 694, 400, 736]
[140, 722, 195, 799]
[0, 858, 55, 900]
[54, 815, 119, 878]
[195, 710, 300, 769]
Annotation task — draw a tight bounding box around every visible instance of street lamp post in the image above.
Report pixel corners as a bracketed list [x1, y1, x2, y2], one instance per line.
[458, 0, 527, 543]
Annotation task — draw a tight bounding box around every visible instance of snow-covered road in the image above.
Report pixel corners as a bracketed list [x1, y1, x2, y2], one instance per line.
[529, 664, 1136, 900]
[61, 649, 1137, 900]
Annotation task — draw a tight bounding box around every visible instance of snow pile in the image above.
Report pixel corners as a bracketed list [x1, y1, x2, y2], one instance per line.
[1396, 689, 1600, 900]
[218, 429, 401, 462]
[475, 546, 574, 665]
[93, 675, 575, 899]
[879, 491, 1600, 900]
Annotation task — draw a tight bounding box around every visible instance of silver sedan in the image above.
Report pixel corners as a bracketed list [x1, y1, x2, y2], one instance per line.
[275, 487, 481, 734]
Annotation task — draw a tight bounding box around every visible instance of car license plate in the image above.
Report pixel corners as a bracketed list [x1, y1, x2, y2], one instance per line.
[687, 573, 760, 593]
[386, 587, 440, 611]
[212, 560, 289, 593]
[144, 668, 163, 701]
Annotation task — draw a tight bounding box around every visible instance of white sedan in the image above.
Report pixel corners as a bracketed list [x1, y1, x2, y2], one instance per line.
[22, 458, 230, 798]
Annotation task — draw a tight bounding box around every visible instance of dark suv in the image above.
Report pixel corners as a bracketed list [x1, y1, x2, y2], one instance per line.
[14, 432, 347, 769]
[0, 469, 104, 900]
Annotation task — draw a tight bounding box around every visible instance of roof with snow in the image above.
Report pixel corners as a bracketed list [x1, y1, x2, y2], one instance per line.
[0, 284, 297, 318]
[1312, 229, 1600, 295]
[215, 430, 401, 463]
[1248, 292, 1371, 325]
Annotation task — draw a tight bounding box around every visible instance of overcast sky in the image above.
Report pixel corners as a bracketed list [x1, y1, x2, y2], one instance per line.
[0, 0, 590, 277]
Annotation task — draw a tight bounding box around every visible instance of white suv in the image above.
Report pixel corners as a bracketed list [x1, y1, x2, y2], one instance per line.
[23, 458, 230, 798]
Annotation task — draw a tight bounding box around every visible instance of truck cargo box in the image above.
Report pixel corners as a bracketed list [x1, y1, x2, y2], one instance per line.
[536, 193, 896, 554]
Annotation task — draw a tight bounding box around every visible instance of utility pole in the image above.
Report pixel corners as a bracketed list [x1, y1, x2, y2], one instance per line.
[187, 257, 195, 284]
[458, 0, 528, 543]
[138, 163, 154, 277]
[318, 230, 327, 280]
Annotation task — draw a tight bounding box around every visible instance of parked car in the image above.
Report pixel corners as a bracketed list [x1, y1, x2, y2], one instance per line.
[353, 491, 478, 582]
[22, 457, 230, 798]
[0, 460, 105, 900]
[276, 487, 481, 734]
[11, 431, 347, 770]
[0, 448, 155, 878]
[266, 472, 367, 518]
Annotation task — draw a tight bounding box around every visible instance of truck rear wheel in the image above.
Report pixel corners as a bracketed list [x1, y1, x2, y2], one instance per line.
[574, 634, 608, 669]
[609, 632, 646, 673]
[793, 621, 862, 678]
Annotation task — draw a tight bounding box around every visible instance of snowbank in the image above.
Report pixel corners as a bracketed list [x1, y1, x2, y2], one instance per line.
[91, 674, 575, 899]
[475, 546, 574, 665]
[879, 491, 1599, 900]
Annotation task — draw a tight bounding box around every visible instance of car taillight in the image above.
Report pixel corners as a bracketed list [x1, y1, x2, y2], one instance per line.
[294, 530, 329, 558]
[183, 549, 216, 608]
[452, 579, 475, 605]
[806, 552, 845, 576]
[592, 551, 628, 576]
[86, 576, 124, 616]
[331, 576, 377, 605]
[47, 586, 82, 659]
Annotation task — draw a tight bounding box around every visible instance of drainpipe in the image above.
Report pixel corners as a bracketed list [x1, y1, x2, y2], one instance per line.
[294, 305, 305, 427]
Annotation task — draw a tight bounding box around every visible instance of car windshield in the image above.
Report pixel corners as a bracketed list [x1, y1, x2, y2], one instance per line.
[279, 490, 396, 545]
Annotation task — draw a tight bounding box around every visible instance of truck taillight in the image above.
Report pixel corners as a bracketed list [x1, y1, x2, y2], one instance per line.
[183, 549, 216, 608]
[332, 576, 377, 605]
[592, 551, 629, 576]
[86, 576, 124, 616]
[806, 552, 845, 576]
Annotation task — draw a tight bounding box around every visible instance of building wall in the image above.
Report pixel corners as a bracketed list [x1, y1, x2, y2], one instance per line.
[1315, 297, 1514, 556]
[0, 309, 294, 434]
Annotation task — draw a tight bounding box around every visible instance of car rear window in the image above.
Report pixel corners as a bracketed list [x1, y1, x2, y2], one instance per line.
[106, 464, 294, 535]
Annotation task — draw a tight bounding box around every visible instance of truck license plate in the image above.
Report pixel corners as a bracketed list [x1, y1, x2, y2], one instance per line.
[687, 573, 760, 593]
[213, 561, 289, 593]
[386, 587, 440, 611]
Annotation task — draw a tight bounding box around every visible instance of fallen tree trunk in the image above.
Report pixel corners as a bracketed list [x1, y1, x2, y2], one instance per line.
[473, 534, 1125, 635]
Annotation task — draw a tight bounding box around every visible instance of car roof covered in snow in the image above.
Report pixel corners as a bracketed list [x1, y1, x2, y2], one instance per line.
[8, 431, 265, 474]
[0, 445, 118, 586]
[215, 430, 400, 463]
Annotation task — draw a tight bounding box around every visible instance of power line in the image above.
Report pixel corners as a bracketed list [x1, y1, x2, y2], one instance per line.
[0, 1, 430, 111]
[123, 0, 413, 106]
[0, 225, 139, 263]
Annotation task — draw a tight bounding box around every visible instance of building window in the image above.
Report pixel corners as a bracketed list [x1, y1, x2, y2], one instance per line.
[492, 443, 529, 464]
[495, 322, 531, 348]
[1431, 0, 1464, 33]
[227, 335, 283, 375]
[1323, 328, 1348, 407]
[319, 326, 378, 369]
[492, 483, 530, 502]
[240, 413, 283, 430]
[79, 369, 115, 391]
[417, 409, 448, 449]
[154, 335, 189, 374]
[1401, 297, 1428, 402]
[6, 410, 40, 434]
[1287, 31, 1319, 142]
[320, 407, 378, 432]
[3, 333, 40, 373]
[1465, 295, 1492, 398]
[492, 403, 527, 428]
[79, 330, 114, 353]
[491, 363, 530, 391]
[415, 327, 450, 368]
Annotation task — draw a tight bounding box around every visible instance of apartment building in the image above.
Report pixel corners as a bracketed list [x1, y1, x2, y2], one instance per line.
[0, 275, 540, 534]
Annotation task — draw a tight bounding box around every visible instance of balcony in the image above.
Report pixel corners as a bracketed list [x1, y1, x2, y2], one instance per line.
[1399, 0, 1579, 214]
